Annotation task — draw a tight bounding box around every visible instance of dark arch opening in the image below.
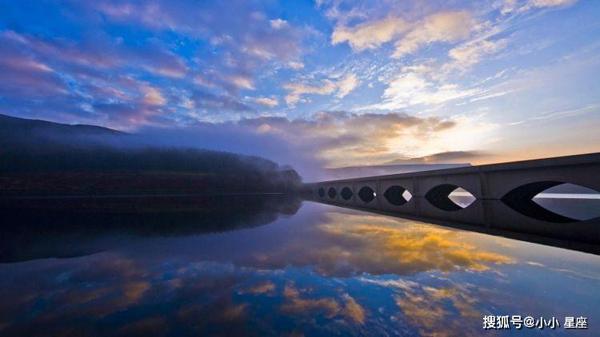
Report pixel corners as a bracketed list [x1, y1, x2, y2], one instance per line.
[358, 186, 376, 203]
[327, 187, 337, 199]
[425, 184, 475, 211]
[318, 187, 325, 198]
[341, 187, 353, 200]
[384, 185, 410, 206]
[502, 181, 600, 222]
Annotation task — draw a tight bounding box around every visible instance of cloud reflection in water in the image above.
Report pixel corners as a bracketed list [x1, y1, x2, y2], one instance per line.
[0, 203, 598, 337]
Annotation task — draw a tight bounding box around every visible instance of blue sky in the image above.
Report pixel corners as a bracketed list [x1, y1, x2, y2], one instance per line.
[1, 0, 599, 174]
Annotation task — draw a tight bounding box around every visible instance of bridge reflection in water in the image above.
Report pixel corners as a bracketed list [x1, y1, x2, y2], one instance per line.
[307, 153, 600, 255]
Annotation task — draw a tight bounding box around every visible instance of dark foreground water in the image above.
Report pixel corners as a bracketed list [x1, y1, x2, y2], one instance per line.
[0, 196, 599, 337]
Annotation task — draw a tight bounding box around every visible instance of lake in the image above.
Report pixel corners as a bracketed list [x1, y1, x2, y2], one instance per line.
[0, 195, 599, 336]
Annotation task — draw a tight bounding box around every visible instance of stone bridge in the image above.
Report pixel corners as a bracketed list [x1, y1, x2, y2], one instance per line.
[306, 153, 600, 254]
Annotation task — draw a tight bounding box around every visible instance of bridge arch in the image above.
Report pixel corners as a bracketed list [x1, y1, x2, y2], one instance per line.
[383, 185, 411, 206]
[340, 186, 353, 200]
[502, 181, 600, 222]
[327, 187, 337, 199]
[425, 184, 476, 211]
[358, 186, 376, 203]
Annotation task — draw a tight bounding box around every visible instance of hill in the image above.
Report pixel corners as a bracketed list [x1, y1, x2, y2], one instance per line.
[0, 114, 301, 196]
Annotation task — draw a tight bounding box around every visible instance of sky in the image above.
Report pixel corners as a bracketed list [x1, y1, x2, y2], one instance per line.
[1, 0, 599, 176]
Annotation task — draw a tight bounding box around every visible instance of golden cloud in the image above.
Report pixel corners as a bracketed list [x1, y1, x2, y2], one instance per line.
[280, 284, 367, 325]
[240, 281, 276, 295]
[240, 111, 458, 167]
[321, 214, 513, 273]
[248, 212, 513, 277]
[395, 284, 481, 337]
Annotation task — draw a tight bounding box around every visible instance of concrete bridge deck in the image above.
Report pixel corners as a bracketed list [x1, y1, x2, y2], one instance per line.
[307, 153, 600, 253]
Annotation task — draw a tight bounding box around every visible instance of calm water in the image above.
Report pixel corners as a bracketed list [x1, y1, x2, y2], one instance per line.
[1, 197, 599, 336]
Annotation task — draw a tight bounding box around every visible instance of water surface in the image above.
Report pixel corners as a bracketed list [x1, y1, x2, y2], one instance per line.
[0, 197, 599, 336]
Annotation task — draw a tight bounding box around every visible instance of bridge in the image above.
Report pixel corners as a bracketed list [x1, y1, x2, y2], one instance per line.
[306, 153, 600, 254]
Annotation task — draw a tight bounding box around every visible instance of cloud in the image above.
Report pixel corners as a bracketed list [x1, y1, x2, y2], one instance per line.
[2, 30, 188, 78]
[341, 294, 366, 324]
[332, 16, 410, 51]
[191, 90, 255, 114]
[226, 75, 255, 90]
[284, 73, 360, 105]
[336, 73, 360, 98]
[141, 85, 167, 106]
[280, 284, 366, 324]
[284, 80, 337, 105]
[236, 111, 460, 168]
[270, 18, 288, 29]
[233, 212, 513, 277]
[0, 29, 193, 127]
[121, 110, 470, 178]
[0, 33, 67, 98]
[371, 71, 481, 109]
[238, 281, 276, 295]
[281, 284, 341, 318]
[502, 0, 578, 14]
[395, 284, 481, 337]
[286, 61, 304, 70]
[313, 215, 513, 275]
[393, 11, 476, 58]
[251, 96, 279, 107]
[0, 1, 310, 130]
[447, 38, 509, 71]
[529, 0, 577, 7]
[330, 10, 478, 59]
[91, 0, 305, 80]
[386, 151, 489, 164]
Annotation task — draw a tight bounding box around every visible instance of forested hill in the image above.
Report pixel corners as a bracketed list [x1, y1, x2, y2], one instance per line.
[0, 114, 301, 195]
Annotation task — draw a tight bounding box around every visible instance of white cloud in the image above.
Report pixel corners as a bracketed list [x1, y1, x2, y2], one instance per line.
[446, 38, 509, 71]
[469, 90, 512, 102]
[336, 73, 359, 98]
[330, 10, 478, 58]
[287, 61, 304, 70]
[284, 73, 360, 105]
[253, 96, 279, 107]
[370, 71, 479, 110]
[393, 11, 476, 58]
[227, 75, 255, 90]
[332, 16, 409, 51]
[501, 0, 578, 14]
[284, 80, 337, 105]
[141, 85, 166, 106]
[529, 0, 577, 7]
[383, 73, 430, 101]
[270, 18, 288, 29]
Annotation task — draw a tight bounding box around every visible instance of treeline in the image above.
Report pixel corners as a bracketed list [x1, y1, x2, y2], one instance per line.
[0, 114, 302, 195]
